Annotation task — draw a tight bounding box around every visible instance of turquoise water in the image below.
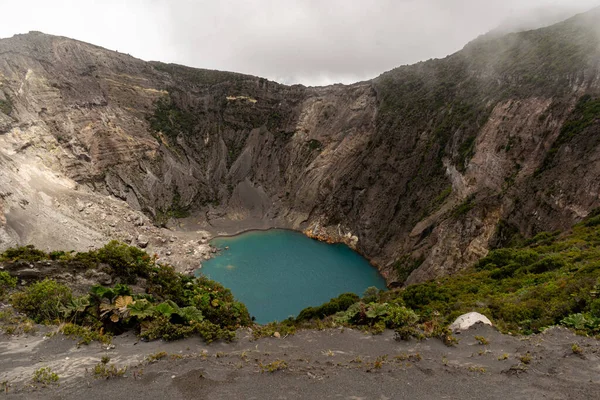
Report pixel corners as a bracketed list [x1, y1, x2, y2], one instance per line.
[199, 229, 387, 324]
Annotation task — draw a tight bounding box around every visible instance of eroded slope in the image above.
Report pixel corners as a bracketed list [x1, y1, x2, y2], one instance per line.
[1, 9, 600, 285]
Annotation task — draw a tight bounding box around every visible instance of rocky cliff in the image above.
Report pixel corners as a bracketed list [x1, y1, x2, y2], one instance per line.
[1, 8, 600, 286]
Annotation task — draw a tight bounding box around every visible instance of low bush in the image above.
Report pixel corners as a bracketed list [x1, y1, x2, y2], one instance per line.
[1, 241, 251, 343]
[259, 360, 288, 373]
[296, 293, 360, 322]
[139, 316, 235, 343]
[32, 367, 59, 386]
[0, 245, 48, 262]
[92, 362, 126, 379]
[190, 276, 251, 328]
[333, 302, 422, 339]
[0, 271, 17, 297]
[11, 279, 72, 323]
[293, 211, 600, 338]
[6, 208, 600, 342]
[95, 240, 154, 284]
[252, 320, 297, 339]
[59, 323, 112, 345]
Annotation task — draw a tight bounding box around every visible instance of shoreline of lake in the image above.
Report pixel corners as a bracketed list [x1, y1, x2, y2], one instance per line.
[200, 229, 387, 324]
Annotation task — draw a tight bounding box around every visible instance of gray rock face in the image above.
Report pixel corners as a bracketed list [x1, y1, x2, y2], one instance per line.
[136, 235, 149, 249]
[2, 259, 109, 294]
[1, 12, 600, 285]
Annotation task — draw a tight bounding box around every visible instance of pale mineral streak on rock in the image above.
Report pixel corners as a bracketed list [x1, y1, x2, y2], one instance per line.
[303, 222, 359, 249]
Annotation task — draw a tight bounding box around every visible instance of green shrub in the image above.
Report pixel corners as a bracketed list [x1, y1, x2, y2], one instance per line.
[590, 299, 600, 318]
[331, 301, 423, 339]
[59, 323, 112, 345]
[140, 315, 195, 341]
[191, 320, 237, 343]
[191, 276, 251, 328]
[139, 316, 235, 343]
[0, 271, 17, 297]
[92, 362, 126, 379]
[32, 367, 59, 385]
[259, 360, 288, 373]
[296, 293, 359, 322]
[394, 255, 425, 285]
[96, 241, 153, 283]
[451, 196, 475, 218]
[561, 313, 600, 333]
[11, 279, 72, 323]
[146, 264, 188, 303]
[540, 95, 600, 171]
[402, 282, 449, 310]
[362, 287, 381, 303]
[0, 245, 48, 262]
[0, 308, 36, 335]
[307, 139, 322, 150]
[384, 304, 419, 329]
[252, 320, 297, 339]
[147, 96, 196, 139]
[526, 255, 565, 274]
[1, 242, 251, 343]
[475, 248, 523, 270]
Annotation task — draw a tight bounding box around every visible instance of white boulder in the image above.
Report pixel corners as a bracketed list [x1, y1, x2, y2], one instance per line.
[449, 312, 492, 332]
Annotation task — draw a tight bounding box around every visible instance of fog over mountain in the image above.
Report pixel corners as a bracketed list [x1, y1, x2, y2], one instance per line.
[1, 0, 598, 85]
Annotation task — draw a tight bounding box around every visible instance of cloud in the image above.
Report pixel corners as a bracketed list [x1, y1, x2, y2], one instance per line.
[0, 0, 598, 85]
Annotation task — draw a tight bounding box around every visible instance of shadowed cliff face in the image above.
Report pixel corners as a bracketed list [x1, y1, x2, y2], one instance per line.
[1, 8, 600, 286]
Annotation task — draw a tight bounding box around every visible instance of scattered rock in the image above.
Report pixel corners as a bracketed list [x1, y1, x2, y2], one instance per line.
[273, 332, 281, 339]
[449, 312, 493, 332]
[137, 234, 149, 249]
[84, 270, 112, 285]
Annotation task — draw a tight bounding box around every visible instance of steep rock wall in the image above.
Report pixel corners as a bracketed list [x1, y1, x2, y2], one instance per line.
[1, 10, 600, 286]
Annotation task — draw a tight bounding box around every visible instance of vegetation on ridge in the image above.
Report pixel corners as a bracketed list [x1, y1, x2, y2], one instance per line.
[538, 94, 600, 173]
[147, 95, 197, 139]
[3, 209, 600, 343]
[290, 211, 600, 338]
[0, 241, 251, 343]
[371, 11, 600, 225]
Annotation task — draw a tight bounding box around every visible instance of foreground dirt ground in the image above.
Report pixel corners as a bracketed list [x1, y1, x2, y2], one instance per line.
[1, 324, 599, 399]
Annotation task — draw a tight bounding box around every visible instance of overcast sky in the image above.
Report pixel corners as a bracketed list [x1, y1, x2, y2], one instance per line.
[1, 0, 598, 86]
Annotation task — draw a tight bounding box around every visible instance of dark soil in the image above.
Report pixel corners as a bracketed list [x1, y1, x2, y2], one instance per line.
[1, 324, 599, 399]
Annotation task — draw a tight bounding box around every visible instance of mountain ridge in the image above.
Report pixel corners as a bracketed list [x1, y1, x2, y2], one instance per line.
[1, 8, 600, 286]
